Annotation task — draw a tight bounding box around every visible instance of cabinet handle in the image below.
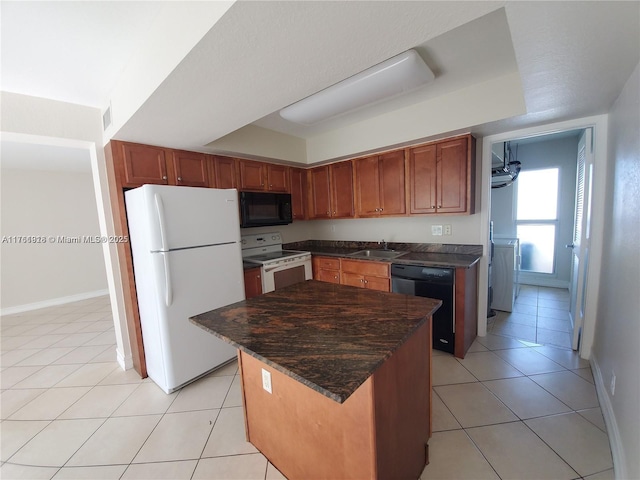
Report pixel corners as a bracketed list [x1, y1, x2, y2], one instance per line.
[326, 211, 330, 215]
[162, 175, 168, 180]
[334, 275, 338, 279]
[177, 177, 182, 181]
[438, 205, 442, 208]
[333, 211, 336, 215]
[360, 279, 364, 283]
[380, 208, 383, 212]
[257, 275, 260, 279]
[431, 205, 436, 209]
[364, 280, 368, 284]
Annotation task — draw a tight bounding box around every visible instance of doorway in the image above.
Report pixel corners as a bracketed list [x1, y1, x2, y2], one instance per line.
[488, 129, 586, 350]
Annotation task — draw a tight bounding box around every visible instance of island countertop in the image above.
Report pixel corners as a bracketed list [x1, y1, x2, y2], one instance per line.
[190, 280, 441, 403]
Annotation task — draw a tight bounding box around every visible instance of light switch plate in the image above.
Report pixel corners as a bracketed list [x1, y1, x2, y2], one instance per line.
[262, 368, 272, 394]
[431, 225, 443, 236]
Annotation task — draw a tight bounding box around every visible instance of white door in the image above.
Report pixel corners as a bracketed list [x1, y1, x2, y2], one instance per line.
[127, 185, 241, 251]
[568, 129, 593, 351]
[146, 242, 243, 392]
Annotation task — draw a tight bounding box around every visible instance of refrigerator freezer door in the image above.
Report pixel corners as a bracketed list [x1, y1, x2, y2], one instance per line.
[140, 242, 244, 393]
[126, 185, 240, 252]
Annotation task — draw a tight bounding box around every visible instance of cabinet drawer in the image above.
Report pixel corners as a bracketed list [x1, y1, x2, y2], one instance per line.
[313, 256, 340, 270]
[340, 259, 390, 278]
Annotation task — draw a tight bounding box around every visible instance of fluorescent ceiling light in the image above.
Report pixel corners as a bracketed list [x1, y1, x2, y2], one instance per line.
[280, 49, 434, 125]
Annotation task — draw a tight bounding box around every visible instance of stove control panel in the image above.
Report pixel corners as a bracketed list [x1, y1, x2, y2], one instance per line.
[241, 232, 282, 250]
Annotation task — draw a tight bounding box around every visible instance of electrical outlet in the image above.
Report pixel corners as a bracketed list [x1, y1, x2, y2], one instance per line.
[431, 225, 443, 236]
[610, 371, 616, 396]
[331, 225, 336, 233]
[262, 368, 272, 394]
[444, 224, 452, 235]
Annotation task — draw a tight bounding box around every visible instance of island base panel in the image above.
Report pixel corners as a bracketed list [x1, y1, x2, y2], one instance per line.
[239, 319, 431, 480]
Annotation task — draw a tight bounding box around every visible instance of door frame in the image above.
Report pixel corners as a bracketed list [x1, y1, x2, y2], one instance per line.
[478, 114, 608, 359]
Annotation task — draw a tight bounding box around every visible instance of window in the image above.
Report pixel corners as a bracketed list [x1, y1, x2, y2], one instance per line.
[516, 168, 559, 274]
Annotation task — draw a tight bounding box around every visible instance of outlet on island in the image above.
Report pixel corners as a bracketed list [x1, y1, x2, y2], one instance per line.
[262, 368, 272, 394]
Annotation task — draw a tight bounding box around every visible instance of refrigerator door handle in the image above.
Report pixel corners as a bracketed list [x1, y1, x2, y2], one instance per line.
[160, 251, 173, 307]
[154, 193, 169, 252]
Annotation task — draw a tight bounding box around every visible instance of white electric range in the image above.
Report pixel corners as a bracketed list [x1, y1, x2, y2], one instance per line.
[241, 232, 312, 293]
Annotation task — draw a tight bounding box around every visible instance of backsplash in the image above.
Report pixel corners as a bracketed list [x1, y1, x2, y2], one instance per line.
[284, 239, 483, 256]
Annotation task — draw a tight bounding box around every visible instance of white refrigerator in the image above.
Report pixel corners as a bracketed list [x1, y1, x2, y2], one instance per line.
[125, 185, 242, 394]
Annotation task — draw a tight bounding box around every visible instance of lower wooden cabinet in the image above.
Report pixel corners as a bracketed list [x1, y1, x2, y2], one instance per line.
[244, 267, 263, 299]
[313, 256, 390, 292]
[341, 259, 390, 292]
[312, 256, 340, 284]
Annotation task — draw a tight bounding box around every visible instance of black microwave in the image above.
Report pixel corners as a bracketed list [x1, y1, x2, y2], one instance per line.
[239, 191, 293, 228]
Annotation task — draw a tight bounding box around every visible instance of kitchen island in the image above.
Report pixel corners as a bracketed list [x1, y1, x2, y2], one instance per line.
[191, 280, 441, 480]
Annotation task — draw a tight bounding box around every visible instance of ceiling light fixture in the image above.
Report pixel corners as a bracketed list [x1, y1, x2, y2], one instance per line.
[279, 49, 434, 125]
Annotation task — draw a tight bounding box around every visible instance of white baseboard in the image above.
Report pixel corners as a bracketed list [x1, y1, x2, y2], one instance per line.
[590, 353, 626, 480]
[1, 289, 109, 316]
[116, 348, 134, 371]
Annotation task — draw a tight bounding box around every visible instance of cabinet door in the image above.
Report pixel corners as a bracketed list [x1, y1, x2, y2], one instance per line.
[354, 156, 381, 217]
[267, 164, 290, 193]
[341, 272, 365, 289]
[330, 162, 354, 218]
[173, 151, 209, 187]
[364, 276, 390, 292]
[290, 168, 307, 220]
[243, 268, 262, 299]
[308, 167, 331, 219]
[238, 160, 265, 191]
[316, 269, 341, 284]
[379, 150, 406, 216]
[121, 143, 168, 187]
[437, 138, 468, 214]
[213, 156, 238, 189]
[408, 144, 437, 214]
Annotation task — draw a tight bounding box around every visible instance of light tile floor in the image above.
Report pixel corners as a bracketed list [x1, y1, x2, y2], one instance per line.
[488, 285, 573, 348]
[1, 296, 613, 479]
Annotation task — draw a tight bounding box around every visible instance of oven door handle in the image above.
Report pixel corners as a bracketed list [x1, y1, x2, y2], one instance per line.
[263, 264, 284, 273]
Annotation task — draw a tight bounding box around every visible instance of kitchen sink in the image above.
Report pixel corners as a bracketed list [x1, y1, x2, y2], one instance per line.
[350, 249, 407, 260]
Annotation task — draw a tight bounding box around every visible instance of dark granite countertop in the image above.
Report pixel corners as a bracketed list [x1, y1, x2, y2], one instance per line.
[243, 261, 261, 271]
[295, 245, 481, 269]
[191, 280, 441, 404]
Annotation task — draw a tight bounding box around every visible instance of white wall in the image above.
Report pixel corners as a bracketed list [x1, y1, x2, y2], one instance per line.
[1, 169, 107, 308]
[591, 63, 640, 480]
[490, 135, 579, 286]
[1, 92, 132, 370]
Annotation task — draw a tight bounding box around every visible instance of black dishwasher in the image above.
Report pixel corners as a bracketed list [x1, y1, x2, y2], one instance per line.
[391, 264, 455, 354]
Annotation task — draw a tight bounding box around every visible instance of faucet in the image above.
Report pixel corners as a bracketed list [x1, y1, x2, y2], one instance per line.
[379, 239, 388, 250]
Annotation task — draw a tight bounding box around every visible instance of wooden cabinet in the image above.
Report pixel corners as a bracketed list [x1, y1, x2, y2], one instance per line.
[341, 259, 390, 292]
[212, 156, 238, 189]
[312, 256, 340, 284]
[354, 151, 405, 217]
[238, 160, 265, 191]
[120, 142, 169, 187]
[290, 167, 307, 220]
[244, 267, 263, 299]
[408, 135, 475, 215]
[172, 150, 209, 187]
[313, 256, 390, 292]
[238, 160, 290, 192]
[266, 164, 290, 192]
[308, 163, 354, 219]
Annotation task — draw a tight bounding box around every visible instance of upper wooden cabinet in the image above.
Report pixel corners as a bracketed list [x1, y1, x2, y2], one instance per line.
[354, 150, 406, 217]
[120, 142, 169, 187]
[290, 167, 307, 220]
[238, 159, 290, 193]
[172, 150, 209, 187]
[408, 135, 475, 215]
[308, 163, 354, 219]
[211, 156, 238, 189]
